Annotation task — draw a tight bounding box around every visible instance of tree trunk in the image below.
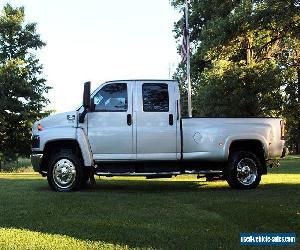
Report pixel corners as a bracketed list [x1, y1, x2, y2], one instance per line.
[296, 123, 300, 154]
[246, 37, 253, 65]
[296, 68, 300, 154]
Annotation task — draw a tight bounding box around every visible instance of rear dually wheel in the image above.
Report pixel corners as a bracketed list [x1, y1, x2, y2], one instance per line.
[226, 151, 262, 189]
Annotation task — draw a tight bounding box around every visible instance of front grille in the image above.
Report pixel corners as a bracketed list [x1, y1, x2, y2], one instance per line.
[31, 135, 40, 148]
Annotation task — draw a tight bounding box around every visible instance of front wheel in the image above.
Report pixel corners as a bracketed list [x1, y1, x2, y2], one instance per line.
[47, 152, 83, 192]
[226, 151, 262, 189]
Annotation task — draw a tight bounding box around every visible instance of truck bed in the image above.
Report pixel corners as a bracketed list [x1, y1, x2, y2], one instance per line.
[182, 118, 284, 161]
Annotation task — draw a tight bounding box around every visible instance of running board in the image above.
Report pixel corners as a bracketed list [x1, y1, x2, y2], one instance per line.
[95, 170, 223, 177]
[95, 171, 181, 177]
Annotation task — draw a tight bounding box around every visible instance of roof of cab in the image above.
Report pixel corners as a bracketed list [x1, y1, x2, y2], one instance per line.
[105, 79, 177, 83]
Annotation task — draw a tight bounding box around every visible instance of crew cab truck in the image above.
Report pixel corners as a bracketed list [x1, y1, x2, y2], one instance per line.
[31, 80, 286, 192]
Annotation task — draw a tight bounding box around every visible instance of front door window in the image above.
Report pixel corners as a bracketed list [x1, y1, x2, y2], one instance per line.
[94, 83, 127, 112]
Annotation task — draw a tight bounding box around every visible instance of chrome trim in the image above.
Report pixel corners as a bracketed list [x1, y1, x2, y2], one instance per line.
[184, 170, 223, 174]
[52, 159, 77, 189]
[30, 153, 43, 172]
[236, 158, 258, 186]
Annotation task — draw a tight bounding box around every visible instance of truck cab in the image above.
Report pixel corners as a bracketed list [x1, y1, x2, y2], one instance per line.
[86, 80, 180, 162]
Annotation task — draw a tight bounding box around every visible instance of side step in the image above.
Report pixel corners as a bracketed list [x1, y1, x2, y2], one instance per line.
[95, 171, 181, 177]
[94, 170, 223, 177]
[184, 170, 223, 174]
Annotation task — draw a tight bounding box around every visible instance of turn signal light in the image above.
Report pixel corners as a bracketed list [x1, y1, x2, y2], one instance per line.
[37, 123, 43, 131]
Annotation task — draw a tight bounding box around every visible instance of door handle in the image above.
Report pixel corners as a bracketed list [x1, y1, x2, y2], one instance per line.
[169, 114, 174, 126]
[127, 114, 132, 126]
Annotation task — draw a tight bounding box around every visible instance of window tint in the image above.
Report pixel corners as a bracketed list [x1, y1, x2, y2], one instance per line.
[143, 83, 169, 112]
[94, 83, 127, 111]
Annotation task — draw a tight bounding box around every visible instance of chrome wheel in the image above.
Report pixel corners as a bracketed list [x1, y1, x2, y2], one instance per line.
[52, 159, 77, 189]
[236, 158, 258, 186]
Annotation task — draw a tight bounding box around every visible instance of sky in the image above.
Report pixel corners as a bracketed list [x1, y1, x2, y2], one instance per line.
[0, 0, 181, 112]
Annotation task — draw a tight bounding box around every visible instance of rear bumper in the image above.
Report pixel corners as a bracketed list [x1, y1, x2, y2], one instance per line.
[30, 153, 43, 172]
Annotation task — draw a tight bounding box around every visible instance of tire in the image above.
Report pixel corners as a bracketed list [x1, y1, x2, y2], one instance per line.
[226, 151, 262, 189]
[47, 151, 84, 192]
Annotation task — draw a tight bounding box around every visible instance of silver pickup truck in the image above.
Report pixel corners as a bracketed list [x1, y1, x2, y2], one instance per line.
[31, 80, 286, 191]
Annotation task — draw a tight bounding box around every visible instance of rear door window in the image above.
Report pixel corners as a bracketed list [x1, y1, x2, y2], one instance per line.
[142, 83, 169, 112]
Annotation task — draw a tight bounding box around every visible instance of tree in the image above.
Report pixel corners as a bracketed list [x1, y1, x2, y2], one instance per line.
[172, 0, 300, 152]
[281, 39, 300, 153]
[0, 4, 50, 166]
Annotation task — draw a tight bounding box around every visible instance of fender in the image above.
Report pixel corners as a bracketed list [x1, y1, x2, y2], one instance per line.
[37, 127, 93, 167]
[38, 127, 77, 151]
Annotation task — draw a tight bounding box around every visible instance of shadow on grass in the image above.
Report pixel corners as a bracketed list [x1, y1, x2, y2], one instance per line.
[86, 179, 212, 192]
[0, 177, 230, 193]
[269, 167, 300, 174]
[1, 176, 299, 192]
[0, 177, 299, 249]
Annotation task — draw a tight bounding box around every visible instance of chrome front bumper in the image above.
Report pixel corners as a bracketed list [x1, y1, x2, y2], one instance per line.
[30, 153, 43, 172]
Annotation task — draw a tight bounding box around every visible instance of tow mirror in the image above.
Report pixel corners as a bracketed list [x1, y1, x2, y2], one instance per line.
[79, 81, 91, 123]
[83, 81, 91, 109]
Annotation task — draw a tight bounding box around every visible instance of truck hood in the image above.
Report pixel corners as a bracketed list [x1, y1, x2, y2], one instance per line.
[33, 111, 78, 133]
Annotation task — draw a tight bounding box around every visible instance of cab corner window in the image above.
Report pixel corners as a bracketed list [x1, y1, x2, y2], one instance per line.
[94, 83, 127, 112]
[142, 83, 169, 112]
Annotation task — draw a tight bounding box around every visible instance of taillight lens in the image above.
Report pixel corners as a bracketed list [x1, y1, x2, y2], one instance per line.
[280, 120, 285, 140]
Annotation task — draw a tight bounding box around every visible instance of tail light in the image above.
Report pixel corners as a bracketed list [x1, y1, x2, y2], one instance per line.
[280, 120, 285, 140]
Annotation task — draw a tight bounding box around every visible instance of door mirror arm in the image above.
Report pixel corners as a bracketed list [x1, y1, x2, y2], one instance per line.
[90, 97, 95, 112]
[79, 109, 88, 123]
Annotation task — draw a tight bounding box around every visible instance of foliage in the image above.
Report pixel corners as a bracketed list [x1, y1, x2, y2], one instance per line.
[0, 157, 31, 172]
[194, 60, 285, 117]
[0, 4, 50, 163]
[172, 0, 300, 152]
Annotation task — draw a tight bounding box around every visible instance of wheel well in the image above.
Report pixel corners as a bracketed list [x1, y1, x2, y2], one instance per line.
[229, 140, 267, 174]
[40, 140, 83, 172]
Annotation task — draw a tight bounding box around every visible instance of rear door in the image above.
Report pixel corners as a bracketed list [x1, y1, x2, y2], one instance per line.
[135, 81, 177, 160]
[87, 81, 135, 161]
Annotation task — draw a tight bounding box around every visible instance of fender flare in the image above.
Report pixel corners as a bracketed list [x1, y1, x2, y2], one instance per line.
[76, 128, 94, 167]
[224, 135, 268, 160]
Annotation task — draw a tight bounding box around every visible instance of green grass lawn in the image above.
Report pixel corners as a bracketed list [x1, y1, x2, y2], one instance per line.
[0, 156, 299, 250]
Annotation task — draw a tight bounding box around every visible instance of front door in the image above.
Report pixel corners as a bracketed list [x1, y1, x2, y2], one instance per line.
[87, 81, 134, 161]
[136, 81, 177, 160]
